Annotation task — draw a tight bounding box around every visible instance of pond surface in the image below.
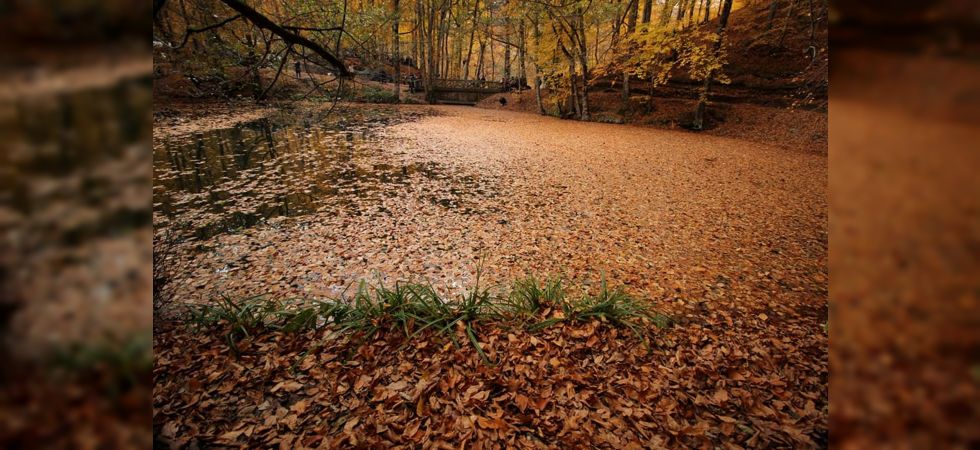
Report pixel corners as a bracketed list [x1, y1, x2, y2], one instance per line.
[153, 108, 491, 242]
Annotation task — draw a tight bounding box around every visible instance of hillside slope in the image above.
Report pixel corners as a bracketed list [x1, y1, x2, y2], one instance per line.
[663, 0, 829, 108]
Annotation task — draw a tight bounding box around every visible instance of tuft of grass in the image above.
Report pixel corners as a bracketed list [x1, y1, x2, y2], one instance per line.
[568, 278, 648, 323]
[187, 273, 670, 362]
[503, 276, 565, 318]
[566, 277, 658, 345]
[186, 294, 281, 353]
[274, 299, 351, 333]
[528, 276, 672, 349]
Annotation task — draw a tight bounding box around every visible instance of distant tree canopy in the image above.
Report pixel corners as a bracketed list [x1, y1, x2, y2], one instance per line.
[154, 0, 824, 123]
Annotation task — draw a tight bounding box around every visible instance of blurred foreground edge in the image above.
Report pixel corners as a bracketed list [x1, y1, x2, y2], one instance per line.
[0, 1, 153, 449]
[829, 0, 980, 448]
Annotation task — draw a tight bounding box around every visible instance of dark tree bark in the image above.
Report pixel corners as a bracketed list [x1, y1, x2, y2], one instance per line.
[518, 19, 527, 90]
[503, 22, 512, 81]
[463, 0, 480, 79]
[532, 18, 545, 115]
[659, 0, 674, 25]
[476, 40, 485, 79]
[766, 0, 781, 30]
[692, 0, 733, 130]
[154, 0, 167, 19]
[575, 10, 590, 120]
[336, 0, 347, 55]
[393, 0, 401, 100]
[627, 0, 639, 30]
[622, 0, 638, 107]
[641, 0, 653, 24]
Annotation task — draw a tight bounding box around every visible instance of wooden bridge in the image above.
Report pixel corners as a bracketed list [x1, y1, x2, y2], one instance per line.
[427, 79, 506, 105]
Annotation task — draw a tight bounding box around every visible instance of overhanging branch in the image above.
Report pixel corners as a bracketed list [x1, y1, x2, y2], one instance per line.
[218, 0, 352, 77]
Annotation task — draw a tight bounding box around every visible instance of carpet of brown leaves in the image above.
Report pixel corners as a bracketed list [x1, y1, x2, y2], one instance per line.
[154, 104, 827, 448]
[830, 48, 980, 448]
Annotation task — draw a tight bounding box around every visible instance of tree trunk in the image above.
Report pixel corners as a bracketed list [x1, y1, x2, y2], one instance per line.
[641, 0, 653, 24]
[575, 12, 590, 121]
[627, 0, 639, 30]
[413, 7, 420, 67]
[463, 0, 479, 79]
[568, 56, 580, 118]
[704, 0, 712, 22]
[622, 0, 638, 108]
[246, 33, 262, 99]
[518, 19, 527, 91]
[488, 31, 496, 79]
[424, 1, 438, 102]
[553, 21, 579, 119]
[487, 6, 495, 79]
[392, 0, 401, 101]
[609, 1, 623, 107]
[766, 0, 780, 30]
[659, 0, 674, 25]
[692, 0, 733, 130]
[476, 39, 486, 79]
[532, 19, 545, 115]
[336, 0, 347, 55]
[439, 7, 450, 77]
[503, 37, 511, 80]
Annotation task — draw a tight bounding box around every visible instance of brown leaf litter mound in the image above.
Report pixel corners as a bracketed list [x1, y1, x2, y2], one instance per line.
[154, 310, 825, 448]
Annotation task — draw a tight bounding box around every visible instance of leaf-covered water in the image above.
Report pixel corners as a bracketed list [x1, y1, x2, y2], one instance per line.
[153, 108, 492, 242]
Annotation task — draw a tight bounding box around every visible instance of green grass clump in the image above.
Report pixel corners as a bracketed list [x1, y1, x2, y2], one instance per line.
[563, 277, 671, 344]
[524, 276, 671, 341]
[275, 299, 351, 333]
[187, 294, 291, 353]
[185, 273, 670, 362]
[337, 273, 497, 363]
[504, 276, 565, 318]
[357, 86, 400, 103]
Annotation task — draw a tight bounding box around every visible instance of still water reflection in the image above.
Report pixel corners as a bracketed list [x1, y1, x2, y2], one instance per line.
[153, 109, 485, 241]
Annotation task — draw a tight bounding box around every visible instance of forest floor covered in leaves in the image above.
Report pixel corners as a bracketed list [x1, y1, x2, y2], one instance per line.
[153, 103, 827, 448]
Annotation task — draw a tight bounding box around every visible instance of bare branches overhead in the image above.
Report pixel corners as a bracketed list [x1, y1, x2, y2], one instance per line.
[217, 0, 352, 77]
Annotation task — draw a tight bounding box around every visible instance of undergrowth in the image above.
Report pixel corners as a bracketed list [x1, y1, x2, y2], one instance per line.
[186, 273, 671, 362]
[354, 86, 400, 103]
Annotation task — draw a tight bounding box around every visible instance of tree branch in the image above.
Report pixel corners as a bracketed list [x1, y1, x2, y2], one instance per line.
[217, 0, 352, 77]
[258, 45, 292, 100]
[176, 14, 242, 49]
[282, 25, 344, 33]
